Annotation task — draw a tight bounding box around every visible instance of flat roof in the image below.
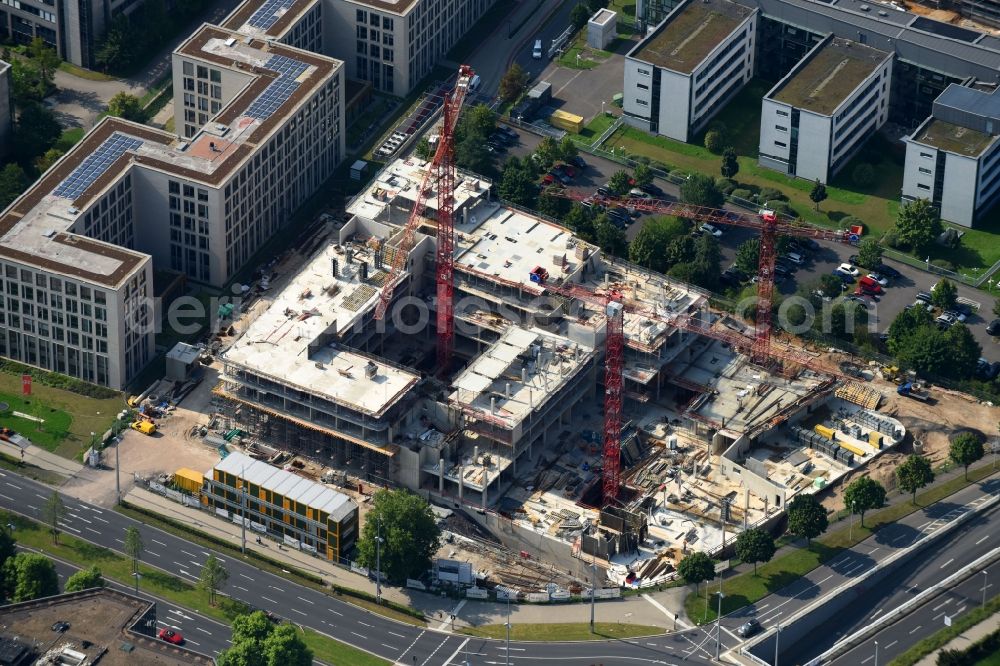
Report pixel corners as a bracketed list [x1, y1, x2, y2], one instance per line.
[222, 239, 419, 417]
[214, 451, 356, 521]
[770, 37, 889, 115]
[0, 25, 340, 287]
[591, 8, 616, 25]
[0, 589, 213, 665]
[449, 326, 595, 428]
[630, 0, 755, 74]
[912, 118, 997, 156]
[222, 0, 319, 38]
[340, 0, 421, 14]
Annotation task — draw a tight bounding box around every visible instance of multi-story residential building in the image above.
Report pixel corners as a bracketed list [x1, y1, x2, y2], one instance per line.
[902, 84, 1000, 227]
[759, 36, 891, 183]
[205, 451, 359, 562]
[0, 24, 344, 389]
[623, 0, 757, 142]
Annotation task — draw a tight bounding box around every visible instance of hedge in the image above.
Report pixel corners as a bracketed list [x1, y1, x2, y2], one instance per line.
[0, 359, 119, 399]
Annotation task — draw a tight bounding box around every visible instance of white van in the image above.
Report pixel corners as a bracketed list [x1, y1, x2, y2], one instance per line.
[469, 74, 481, 91]
[532, 40, 543, 59]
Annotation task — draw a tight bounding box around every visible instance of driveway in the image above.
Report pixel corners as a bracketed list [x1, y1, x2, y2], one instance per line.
[48, 0, 242, 130]
[501, 124, 1000, 363]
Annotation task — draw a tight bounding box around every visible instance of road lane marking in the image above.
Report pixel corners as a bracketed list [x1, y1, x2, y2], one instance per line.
[34, 493, 45, 499]
[147, 550, 160, 557]
[181, 550, 196, 558]
[940, 558, 955, 569]
[261, 596, 276, 604]
[933, 599, 954, 611]
[870, 609, 883, 619]
[862, 657, 873, 664]
[388, 632, 406, 639]
[351, 632, 367, 639]
[234, 585, 249, 592]
[296, 596, 314, 605]
[977, 535, 990, 545]
[441, 638, 470, 666]
[268, 585, 284, 592]
[909, 625, 922, 635]
[196, 628, 212, 635]
[420, 637, 450, 665]
[885, 640, 898, 649]
[0, 494, 12, 501]
[328, 608, 343, 617]
[290, 609, 307, 616]
[396, 629, 425, 664]
[239, 573, 254, 581]
[5, 482, 21, 489]
[358, 621, 373, 628]
[152, 539, 167, 547]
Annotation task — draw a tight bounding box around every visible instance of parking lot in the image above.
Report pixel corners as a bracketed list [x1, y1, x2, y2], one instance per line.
[500, 124, 1000, 363]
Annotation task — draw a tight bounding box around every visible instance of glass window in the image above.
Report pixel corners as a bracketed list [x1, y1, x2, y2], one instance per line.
[210, 69, 221, 83]
[183, 61, 193, 75]
[197, 65, 208, 79]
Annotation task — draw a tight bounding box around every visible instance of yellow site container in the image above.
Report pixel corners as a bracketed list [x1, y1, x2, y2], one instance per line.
[838, 441, 866, 457]
[814, 424, 836, 440]
[868, 431, 883, 450]
[550, 110, 584, 133]
[174, 468, 204, 493]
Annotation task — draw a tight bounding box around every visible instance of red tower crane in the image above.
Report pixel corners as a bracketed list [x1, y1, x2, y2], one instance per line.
[555, 192, 853, 366]
[374, 65, 475, 374]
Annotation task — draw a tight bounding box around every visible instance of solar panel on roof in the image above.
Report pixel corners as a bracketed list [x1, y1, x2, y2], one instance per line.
[244, 54, 309, 120]
[246, 0, 297, 30]
[54, 133, 143, 200]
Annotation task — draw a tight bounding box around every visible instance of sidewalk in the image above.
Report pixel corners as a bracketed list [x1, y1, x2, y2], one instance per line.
[0, 439, 83, 479]
[914, 612, 1000, 666]
[124, 487, 673, 630]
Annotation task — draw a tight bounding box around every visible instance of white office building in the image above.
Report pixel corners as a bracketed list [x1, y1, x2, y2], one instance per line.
[903, 84, 1000, 228]
[623, 0, 757, 142]
[758, 36, 891, 183]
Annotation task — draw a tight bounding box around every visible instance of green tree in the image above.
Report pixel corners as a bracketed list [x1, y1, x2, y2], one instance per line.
[415, 137, 433, 160]
[64, 565, 105, 592]
[43, 492, 65, 544]
[894, 199, 943, 255]
[534, 137, 560, 169]
[33, 148, 64, 174]
[587, 0, 609, 12]
[219, 612, 312, 666]
[676, 551, 715, 598]
[931, 278, 958, 310]
[0, 164, 28, 208]
[13, 102, 61, 165]
[462, 104, 497, 141]
[895, 454, 934, 504]
[559, 135, 578, 162]
[843, 476, 886, 527]
[686, 232, 721, 289]
[498, 163, 536, 207]
[10, 59, 46, 102]
[95, 17, 132, 73]
[263, 624, 312, 666]
[356, 488, 441, 584]
[27, 37, 60, 85]
[720, 147, 739, 179]
[536, 191, 570, 218]
[734, 238, 760, 277]
[628, 216, 688, 273]
[124, 526, 144, 574]
[199, 553, 229, 606]
[0, 530, 15, 569]
[785, 494, 828, 545]
[454, 136, 495, 177]
[594, 217, 627, 257]
[498, 64, 528, 104]
[633, 163, 653, 189]
[826, 301, 868, 341]
[680, 173, 724, 208]
[231, 611, 276, 645]
[571, 3, 592, 29]
[608, 169, 632, 195]
[887, 306, 934, 357]
[857, 238, 883, 270]
[950, 433, 984, 480]
[734, 528, 776, 575]
[818, 274, 844, 298]
[563, 204, 596, 241]
[704, 129, 724, 153]
[3, 552, 58, 601]
[809, 179, 828, 210]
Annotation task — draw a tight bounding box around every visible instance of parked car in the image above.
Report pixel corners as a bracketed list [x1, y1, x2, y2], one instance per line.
[596, 186, 611, 198]
[833, 270, 855, 284]
[700, 223, 723, 237]
[158, 629, 184, 645]
[785, 252, 805, 265]
[844, 295, 868, 305]
[641, 183, 664, 197]
[848, 254, 861, 266]
[867, 273, 889, 287]
[569, 155, 586, 169]
[487, 140, 507, 154]
[738, 619, 762, 638]
[876, 264, 902, 280]
[800, 238, 821, 251]
[837, 263, 859, 277]
[936, 313, 957, 329]
[549, 168, 571, 185]
[628, 188, 651, 199]
[532, 39, 543, 59]
[915, 291, 932, 303]
[943, 310, 967, 323]
[988, 319, 1000, 336]
[51, 622, 70, 633]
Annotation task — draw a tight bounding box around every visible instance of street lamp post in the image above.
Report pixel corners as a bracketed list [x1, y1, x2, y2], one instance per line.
[132, 571, 141, 595]
[506, 594, 511, 666]
[590, 554, 596, 632]
[114, 437, 120, 505]
[874, 640, 879, 666]
[774, 624, 781, 666]
[983, 570, 989, 608]
[375, 519, 383, 605]
[240, 466, 247, 554]
[715, 591, 725, 659]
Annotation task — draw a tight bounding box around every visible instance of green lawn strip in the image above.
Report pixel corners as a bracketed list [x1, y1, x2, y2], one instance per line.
[0, 373, 120, 459]
[0, 450, 65, 484]
[116, 501, 426, 627]
[888, 598, 1000, 666]
[572, 113, 615, 146]
[685, 462, 998, 624]
[301, 627, 391, 666]
[460, 622, 664, 641]
[693, 79, 770, 157]
[57, 61, 117, 81]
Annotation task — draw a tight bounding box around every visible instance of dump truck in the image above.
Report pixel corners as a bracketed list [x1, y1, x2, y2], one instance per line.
[897, 382, 930, 402]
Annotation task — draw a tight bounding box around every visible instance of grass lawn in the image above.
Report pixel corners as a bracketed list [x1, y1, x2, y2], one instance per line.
[0, 374, 120, 458]
[975, 651, 1000, 666]
[55, 128, 85, 152]
[460, 622, 663, 641]
[58, 61, 117, 81]
[572, 112, 616, 146]
[3, 509, 389, 665]
[609, 0, 638, 31]
[556, 32, 616, 70]
[685, 461, 999, 624]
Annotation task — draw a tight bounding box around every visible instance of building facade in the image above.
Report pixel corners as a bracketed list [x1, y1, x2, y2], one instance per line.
[206, 451, 359, 562]
[902, 84, 1000, 227]
[759, 36, 891, 183]
[624, 0, 757, 142]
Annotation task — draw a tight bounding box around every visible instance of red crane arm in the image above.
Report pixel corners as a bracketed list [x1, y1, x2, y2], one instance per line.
[374, 66, 475, 321]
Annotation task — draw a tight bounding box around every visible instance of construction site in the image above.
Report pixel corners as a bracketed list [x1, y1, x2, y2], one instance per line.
[200, 69, 916, 594]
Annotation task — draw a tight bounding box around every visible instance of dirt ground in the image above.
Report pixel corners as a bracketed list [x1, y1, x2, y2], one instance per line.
[817, 352, 998, 513]
[60, 367, 227, 506]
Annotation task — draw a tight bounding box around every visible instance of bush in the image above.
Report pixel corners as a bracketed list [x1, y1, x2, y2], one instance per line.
[716, 177, 737, 194]
[852, 163, 875, 188]
[840, 216, 864, 232]
[652, 161, 672, 172]
[731, 188, 753, 200]
[765, 201, 798, 218]
[704, 130, 724, 154]
[931, 258, 955, 271]
[0, 359, 118, 399]
[759, 187, 786, 202]
[882, 228, 901, 249]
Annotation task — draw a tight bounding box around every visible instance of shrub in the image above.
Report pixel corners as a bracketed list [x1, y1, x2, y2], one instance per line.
[731, 188, 753, 200]
[634, 155, 651, 165]
[704, 130, 724, 154]
[715, 177, 737, 194]
[931, 258, 955, 271]
[765, 200, 798, 218]
[852, 163, 875, 188]
[840, 216, 864, 232]
[759, 187, 786, 202]
[0, 359, 118, 399]
[652, 161, 672, 172]
[882, 228, 901, 249]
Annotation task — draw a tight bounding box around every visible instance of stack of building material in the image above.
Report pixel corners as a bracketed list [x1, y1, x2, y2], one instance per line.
[835, 382, 881, 410]
[342, 284, 377, 311]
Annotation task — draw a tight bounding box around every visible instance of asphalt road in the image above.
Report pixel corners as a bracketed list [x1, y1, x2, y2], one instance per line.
[509, 1, 577, 81]
[824, 552, 1000, 666]
[499, 126, 1000, 362]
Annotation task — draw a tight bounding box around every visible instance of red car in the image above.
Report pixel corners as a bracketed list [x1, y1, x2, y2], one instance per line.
[158, 628, 184, 645]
